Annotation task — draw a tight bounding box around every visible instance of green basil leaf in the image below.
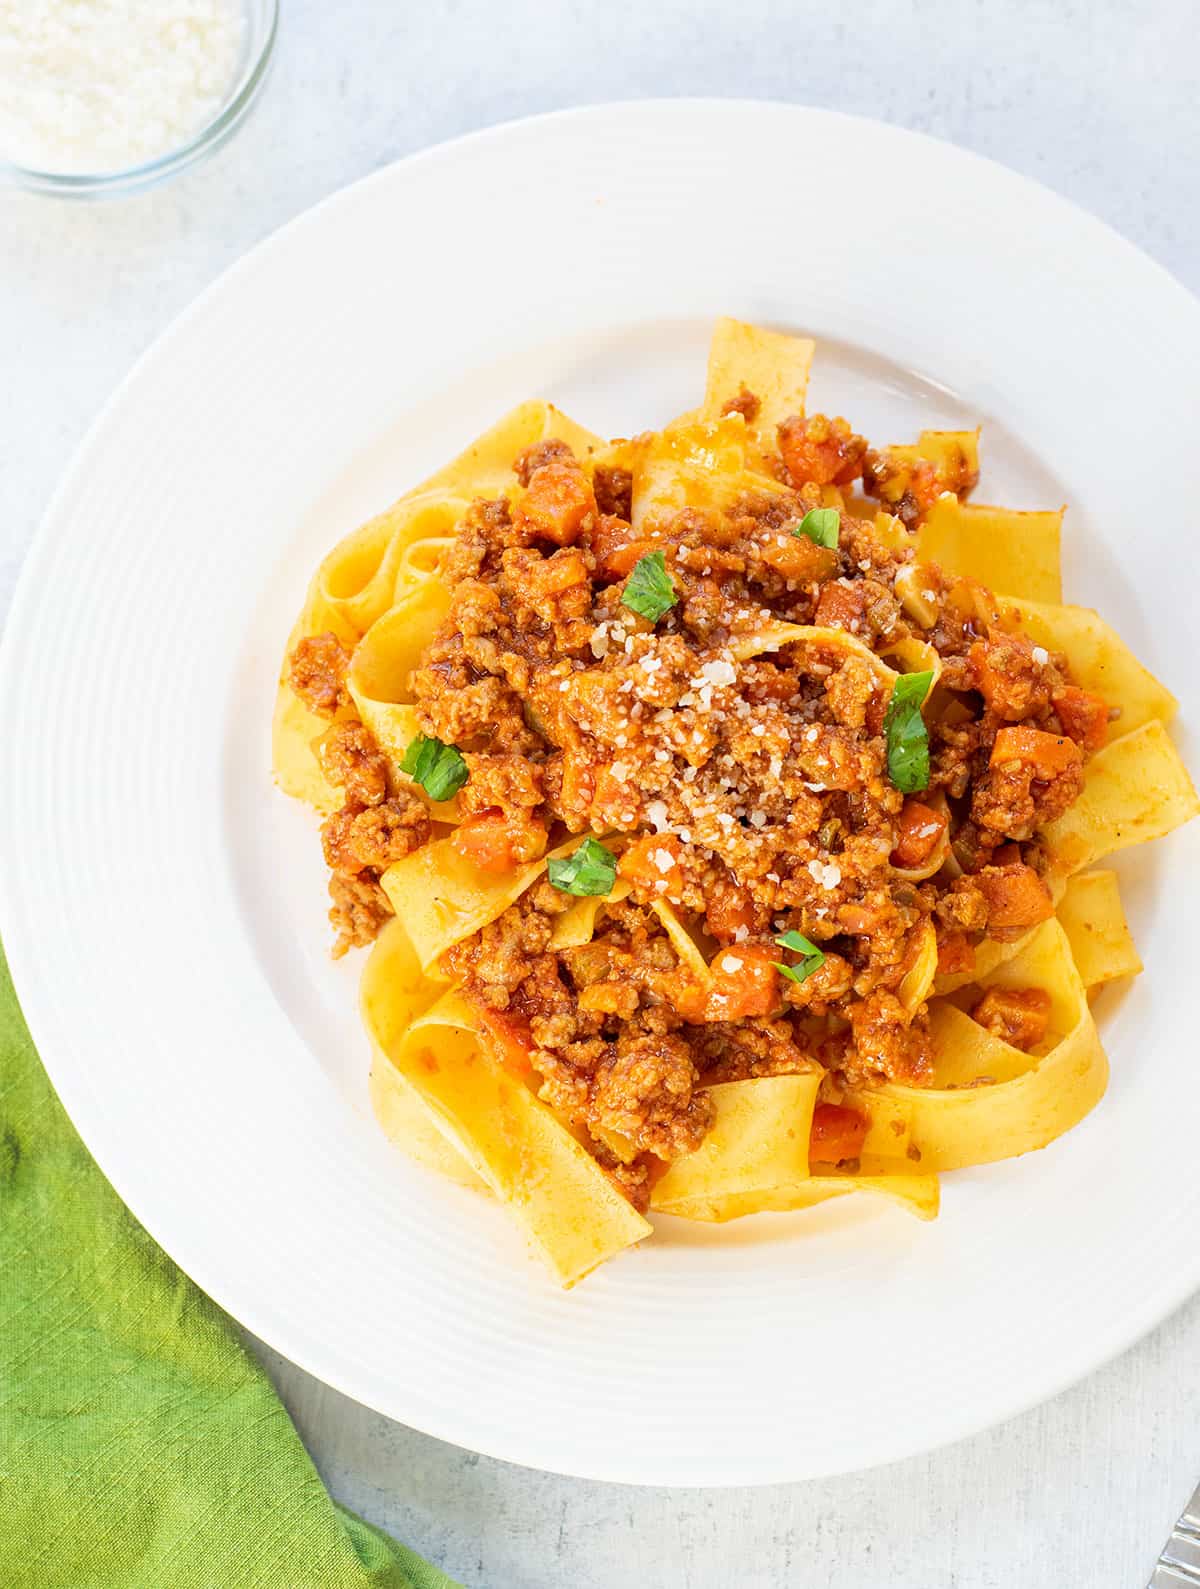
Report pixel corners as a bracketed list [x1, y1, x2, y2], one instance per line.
[773, 929, 826, 984]
[620, 550, 676, 623]
[792, 507, 840, 549]
[883, 670, 934, 794]
[400, 733, 469, 802]
[547, 837, 618, 897]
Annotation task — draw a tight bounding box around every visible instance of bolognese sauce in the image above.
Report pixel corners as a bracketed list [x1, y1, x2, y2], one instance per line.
[287, 409, 1110, 1209]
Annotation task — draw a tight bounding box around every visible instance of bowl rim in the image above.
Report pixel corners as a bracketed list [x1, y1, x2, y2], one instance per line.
[4, 98, 1200, 1485]
[2, 0, 279, 200]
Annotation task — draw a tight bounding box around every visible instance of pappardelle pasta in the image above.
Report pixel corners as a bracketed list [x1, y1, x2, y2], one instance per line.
[274, 319, 1197, 1286]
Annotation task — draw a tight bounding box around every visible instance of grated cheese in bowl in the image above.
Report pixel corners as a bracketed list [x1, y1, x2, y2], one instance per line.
[0, 0, 247, 177]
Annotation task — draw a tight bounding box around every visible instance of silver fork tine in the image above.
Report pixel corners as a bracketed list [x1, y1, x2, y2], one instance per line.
[1149, 1482, 1200, 1587]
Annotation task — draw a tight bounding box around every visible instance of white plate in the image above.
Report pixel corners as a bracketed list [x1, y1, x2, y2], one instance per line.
[2, 101, 1198, 1487]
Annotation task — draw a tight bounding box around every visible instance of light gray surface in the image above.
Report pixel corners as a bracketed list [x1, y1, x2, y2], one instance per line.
[2, 3, 1198, 1585]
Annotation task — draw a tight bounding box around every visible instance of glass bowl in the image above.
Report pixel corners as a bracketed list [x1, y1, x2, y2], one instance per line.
[2, 0, 278, 200]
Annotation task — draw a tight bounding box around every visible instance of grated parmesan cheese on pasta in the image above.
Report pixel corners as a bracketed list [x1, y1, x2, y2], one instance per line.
[0, 0, 244, 174]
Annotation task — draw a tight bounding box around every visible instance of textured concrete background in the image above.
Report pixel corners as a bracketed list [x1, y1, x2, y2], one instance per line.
[3, 2, 1199, 1584]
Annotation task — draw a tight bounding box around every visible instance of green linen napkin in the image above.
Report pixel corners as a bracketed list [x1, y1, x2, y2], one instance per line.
[0, 947, 461, 1589]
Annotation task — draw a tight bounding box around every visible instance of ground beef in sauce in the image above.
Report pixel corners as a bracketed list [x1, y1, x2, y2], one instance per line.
[328, 871, 393, 959]
[318, 721, 389, 807]
[290, 632, 351, 716]
[286, 399, 1103, 1201]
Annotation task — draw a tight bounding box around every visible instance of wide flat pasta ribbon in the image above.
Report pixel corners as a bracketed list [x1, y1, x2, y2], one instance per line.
[898, 921, 939, 1011]
[699, 317, 815, 462]
[273, 400, 602, 814]
[379, 838, 557, 970]
[916, 498, 1063, 604]
[362, 919, 480, 1188]
[275, 321, 1198, 1278]
[860, 917, 1108, 1172]
[631, 413, 761, 532]
[886, 428, 980, 487]
[1056, 870, 1142, 989]
[651, 1076, 937, 1223]
[297, 491, 471, 649]
[1042, 718, 1198, 878]
[344, 581, 457, 808]
[661, 1166, 940, 1224]
[547, 879, 631, 950]
[997, 598, 1177, 736]
[270, 683, 341, 814]
[651, 1074, 820, 1216]
[369, 977, 651, 1286]
[728, 621, 900, 680]
[935, 719, 1196, 996]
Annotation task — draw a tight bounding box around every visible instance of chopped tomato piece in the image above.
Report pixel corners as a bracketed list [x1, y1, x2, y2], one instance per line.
[970, 986, 1052, 1052]
[450, 810, 546, 872]
[1053, 686, 1109, 752]
[619, 834, 684, 898]
[512, 459, 596, 545]
[809, 1102, 869, 1165]
[990, 726, 1083, 777]
[975, 863, 1054, 933]
[814, 580, 866, 632]
[891, 798, 948, 869]
[678, 944, 780, 1021]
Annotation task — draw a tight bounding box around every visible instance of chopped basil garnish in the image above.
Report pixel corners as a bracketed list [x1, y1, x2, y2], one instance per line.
[883, 670, 934, 794]
[400, 733, 469, 802]
[773, 929, 826, 984]
[547, 837, 618, 897]
[620, 550, 676, 623]
[792, 507, 840, 549]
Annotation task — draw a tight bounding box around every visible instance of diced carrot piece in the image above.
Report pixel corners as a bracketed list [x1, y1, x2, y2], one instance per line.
[809, 1102, 869, 1165]
[937, 932, 976, 976]
[778, 414, 867, 487]
[968, 632, 1048, 720]
[528, 548, 589, 596]
[975, 863, 1054, 932]
[970, 986, 1052, 1052]
[619, 834, 684, 898]
[512, 460, 596, 545]
[838, 903, 888, 935]
[891, 798, 948, 869]
[558, 757, 595, 818]
[678, 944, 780, 1022]
[471, 1003, 535, 1077]
[591, 766, 634, 823]
[758, 532, 838, 583]
[450, 810, 546, 872]
[590, 516, 658, 580]
[814, 580, 866, 631]
[991, 726, 1083, 777]
[1053, 686, 1109, 752]
[704, 880, 757, 943]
